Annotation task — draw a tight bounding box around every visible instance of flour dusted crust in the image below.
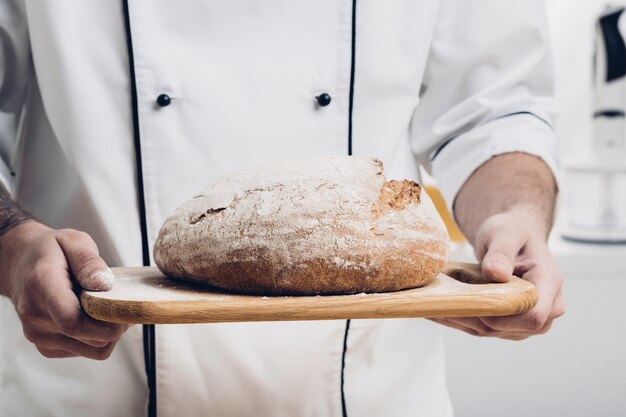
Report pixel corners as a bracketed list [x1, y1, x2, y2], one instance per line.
[154, 157, 449, 295]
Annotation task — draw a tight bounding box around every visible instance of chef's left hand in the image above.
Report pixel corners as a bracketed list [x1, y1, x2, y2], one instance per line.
[432, 210, 565, 340]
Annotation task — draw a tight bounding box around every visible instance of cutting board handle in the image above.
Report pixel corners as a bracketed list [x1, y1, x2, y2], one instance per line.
[442, 262, 493, 285]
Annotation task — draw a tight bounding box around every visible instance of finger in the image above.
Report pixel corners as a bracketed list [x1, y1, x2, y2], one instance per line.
[79, 338, 113, 348]
[24, 324, 113, 348]
[429, 318, 481, 337]
[494, 317, 554, 340]
[36, 332, 117, 361]
[432, 317, 552, 340]
[436, 317, 500, 337]
[482, 259, 562, 332]
[479, 231, 527, 283]
[23, 325, 111, 348]
[431, 317, 508, 337]
[47, 301, 127, 344]
[36, 346, 78, 359]
[38, 266, 128, 342]
[478, 315, 554, 337]
[56, 230, 114, 291]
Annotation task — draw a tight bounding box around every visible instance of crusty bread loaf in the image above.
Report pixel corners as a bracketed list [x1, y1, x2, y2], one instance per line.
[154, 156, 449, 295]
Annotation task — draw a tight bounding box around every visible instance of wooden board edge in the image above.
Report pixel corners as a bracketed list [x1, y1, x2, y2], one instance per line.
[80, 277, 539, 325]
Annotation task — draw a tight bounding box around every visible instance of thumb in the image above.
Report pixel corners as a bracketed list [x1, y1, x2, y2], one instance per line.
[478, 232, 525, 284]
[56, 230, 114, 291]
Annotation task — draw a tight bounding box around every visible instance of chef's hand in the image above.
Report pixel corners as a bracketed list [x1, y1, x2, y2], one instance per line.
[431, 152, 565, 340]
[0, 221, 128, 360]
[431, 210, 565, 340]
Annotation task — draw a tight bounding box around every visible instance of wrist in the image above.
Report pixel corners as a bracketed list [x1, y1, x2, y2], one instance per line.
[0, 219, 48, 246]
[453, 152, 557, 246]
[0, 221, 50, 298]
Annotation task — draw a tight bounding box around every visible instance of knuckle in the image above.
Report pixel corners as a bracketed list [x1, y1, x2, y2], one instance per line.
[57, 312, 80, 336]
[474, 232, 494, 253]
[97, 325, 126, 343]
[553, 309, 565, 321]
[477, 319, 499, 336]
[553, 305, 566, 319]
[23, 262, 56, 293]
[24, 270, 45, 292]
[22, 325, 40, 343]
[86, 339, 110, 348]
[481, 325, 498, 336]
[36, 347, 65, 359]
[537, 318, 554, 335]
[62, 229, 90, 242]
[524, 312, 547, 332]
[93, 344, 115, 361]
[74, 251, 100, 269]
[36, 347, 55, 358]
[16, 302, 38, 322]
[109, 325, 127, 341]
[31, 262, 50, 279]
[536, 324, 552, 335]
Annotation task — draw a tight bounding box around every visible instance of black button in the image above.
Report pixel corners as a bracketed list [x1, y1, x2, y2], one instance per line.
[316, 93, 332, 107]
[156, 93, 172, 107]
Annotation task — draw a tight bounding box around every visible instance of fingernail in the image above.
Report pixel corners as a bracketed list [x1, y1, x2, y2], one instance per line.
[85, 268, 115, 291]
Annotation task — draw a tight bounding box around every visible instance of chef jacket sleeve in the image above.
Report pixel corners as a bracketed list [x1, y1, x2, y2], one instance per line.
[410, 0, 559, 213]
[0, 114, 17, 194]
[0, 0, 30, 194]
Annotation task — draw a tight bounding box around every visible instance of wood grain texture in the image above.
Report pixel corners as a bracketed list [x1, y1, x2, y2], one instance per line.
[80, 263, 537, 324]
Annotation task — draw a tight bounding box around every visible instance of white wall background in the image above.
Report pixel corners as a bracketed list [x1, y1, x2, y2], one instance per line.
[444, 2, 626, 416]
[549, 0, 626, 158]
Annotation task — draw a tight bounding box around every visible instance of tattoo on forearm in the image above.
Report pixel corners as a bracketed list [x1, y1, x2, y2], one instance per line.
[0, 185, 34, 236]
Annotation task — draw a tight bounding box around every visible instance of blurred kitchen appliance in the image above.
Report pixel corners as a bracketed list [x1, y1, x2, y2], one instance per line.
[562, 5, 626, 243]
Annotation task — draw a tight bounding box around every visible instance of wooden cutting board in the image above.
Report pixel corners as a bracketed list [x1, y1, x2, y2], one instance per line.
[80, 262, 537, 324]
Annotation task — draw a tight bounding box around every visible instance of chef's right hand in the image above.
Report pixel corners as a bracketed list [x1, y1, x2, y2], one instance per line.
[0, 221, 128, 360]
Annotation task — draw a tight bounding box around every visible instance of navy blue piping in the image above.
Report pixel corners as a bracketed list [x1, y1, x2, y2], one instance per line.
[122, 1, 157, 417]
[594, 110, 625, 118]
[341, 2, 357, 416]
[340, 319, 351, 417]
[347, 0, 357, 156]
[430, 111, 554, 161]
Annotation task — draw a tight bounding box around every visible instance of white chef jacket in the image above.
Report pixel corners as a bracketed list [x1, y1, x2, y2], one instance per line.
[0, 1, 559, 416]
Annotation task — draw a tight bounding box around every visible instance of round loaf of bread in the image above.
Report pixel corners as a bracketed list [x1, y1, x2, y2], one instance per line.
[154, 156, 449, 295]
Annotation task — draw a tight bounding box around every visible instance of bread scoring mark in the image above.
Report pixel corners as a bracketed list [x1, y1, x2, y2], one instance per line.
[371, 180, 421, 218]
[372, 158, 384, 175]
[189, 207, 226, 225]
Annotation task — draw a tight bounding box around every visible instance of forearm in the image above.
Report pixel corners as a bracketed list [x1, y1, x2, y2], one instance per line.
[453, 152, 558, 245]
